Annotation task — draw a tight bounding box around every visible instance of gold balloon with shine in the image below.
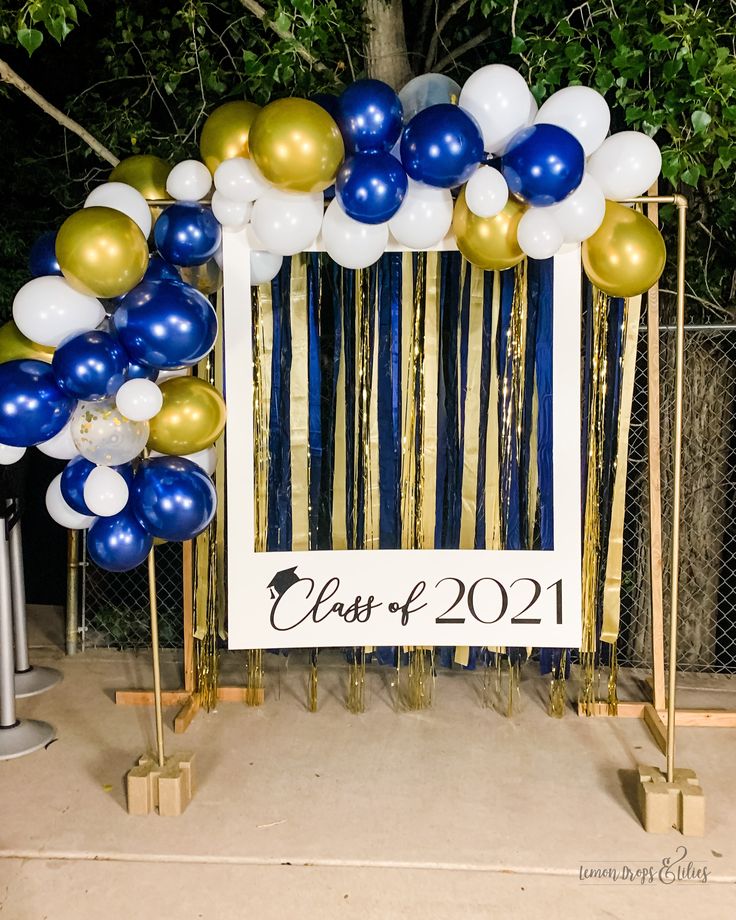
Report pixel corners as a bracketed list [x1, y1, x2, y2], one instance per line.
[200, 100, 261, 174]
[249, 98, 344, 193]
[109, 154, 171, 200]
[147, 377, 226, 455]
[56, 207, 149, 299]
[0, 321, 54, 364]
[453, 190, 525, 271]
[583, 200, 666, 298]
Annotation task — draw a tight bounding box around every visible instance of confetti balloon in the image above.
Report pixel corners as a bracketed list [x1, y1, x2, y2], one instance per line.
[70, 397, 149, 465]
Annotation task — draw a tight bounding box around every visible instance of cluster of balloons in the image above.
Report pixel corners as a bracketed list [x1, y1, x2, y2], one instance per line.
[0, 174, 227, 572]
[198, 67, 665, 296]
[0, 65, 668, 572]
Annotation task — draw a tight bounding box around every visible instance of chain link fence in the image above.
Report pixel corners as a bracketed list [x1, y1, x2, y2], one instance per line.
[620, 322, 736, 673]
[80, 535, 184, 650]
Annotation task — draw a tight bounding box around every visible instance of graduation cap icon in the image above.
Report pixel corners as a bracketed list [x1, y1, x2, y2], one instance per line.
[268, 566, 300, 599]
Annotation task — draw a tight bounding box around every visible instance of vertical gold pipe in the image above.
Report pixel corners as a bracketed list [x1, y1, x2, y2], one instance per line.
[666, 196, 688, 783]
[147, 546, 166, 769]
[66, 530, 79, 656]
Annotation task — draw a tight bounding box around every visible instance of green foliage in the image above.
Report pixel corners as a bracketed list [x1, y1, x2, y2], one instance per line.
[0, 0, 734, 319]
[5, 0, 89, 54]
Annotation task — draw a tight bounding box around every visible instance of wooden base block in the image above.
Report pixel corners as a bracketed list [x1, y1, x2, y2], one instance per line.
[126, 751, 195, 816]
[637, 764, 705, 836]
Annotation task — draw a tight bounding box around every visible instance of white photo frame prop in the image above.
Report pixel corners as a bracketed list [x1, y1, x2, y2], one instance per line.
[223, 229, 582, 650]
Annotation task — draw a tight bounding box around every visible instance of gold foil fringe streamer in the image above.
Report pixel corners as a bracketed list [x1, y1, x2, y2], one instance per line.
[548, 650, 568, 719]
[195, 520, 219, 711]
[308, 649, 319, 712]
[347, 647, 366, 714]
[245, 649, 264, 706]
[607, 642, 619, 715]
[580, 287, 609, 715]
[244, 283, 270, 707]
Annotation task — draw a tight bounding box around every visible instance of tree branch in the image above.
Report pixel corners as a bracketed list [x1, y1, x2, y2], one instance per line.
[238, 0, 329, 73]
[433, 27, 493, 74]
[425, 0, 470, 71]
[0, 56, 119, 166]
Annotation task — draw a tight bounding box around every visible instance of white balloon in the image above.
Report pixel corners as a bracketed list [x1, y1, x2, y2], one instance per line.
[83, 465, 129, 517]
[70, 398, 149, 466]
[84, 182, 152, 237]
[211, 190, 252, 229]
[517, 209, 564, 260]
[0, 443, 25, 465]
[547, 174, 605, 244]
[321, 199, 388, 270]
[388, 179, 453, 248]
[36, 419, 79, 460]
[115, 378, 163, 422]
[399, 73, 462, 122]
[214, 157, 271, 203]
[535, 86, 610, 157]
[13, 276, 105, 347]
[459, 64, 533, 154]
[526, 92, 539, 125]
[587, 131, 662, 200]
[150, 446, 217, 476]
[251, 189, 324, 256]
[464, 166, 509, 219]
[166, 159, 212, 201]
[45, 474, 96, 530]
[250, 251, 283, 285]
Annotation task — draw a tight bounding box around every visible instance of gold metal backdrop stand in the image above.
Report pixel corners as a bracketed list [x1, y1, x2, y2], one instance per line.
[114, 281, 248, 733]
[580, 190, 736, 745]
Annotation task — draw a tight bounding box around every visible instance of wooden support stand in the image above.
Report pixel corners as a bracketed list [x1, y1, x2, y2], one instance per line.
[637, 764, 705, 836]
[127, 751, 195, 816]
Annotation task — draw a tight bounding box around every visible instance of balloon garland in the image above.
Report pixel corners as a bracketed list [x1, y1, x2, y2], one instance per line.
[0, 64, 666, 572]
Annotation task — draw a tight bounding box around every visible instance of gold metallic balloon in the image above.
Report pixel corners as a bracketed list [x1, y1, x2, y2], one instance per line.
[249, 98, 344, 193]
[56, 207, 149, 299]
[147, 377, 226, 455]
[109, 155, 171, 201]
[453, 189, 525, 271]
[179, 259, 222, 295]
[0, 321, 54, 364]
[200, 100, 261, 174]
[582, 200, 666, 298]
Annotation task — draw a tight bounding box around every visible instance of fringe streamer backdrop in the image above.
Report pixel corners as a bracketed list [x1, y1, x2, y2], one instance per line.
[210, 252, 637, 714]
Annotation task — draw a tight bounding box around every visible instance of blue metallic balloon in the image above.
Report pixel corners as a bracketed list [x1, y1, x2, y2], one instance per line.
[145, 255, 182, 283]
[112, 280, 217, 369]
[61, 456, 134, 515]
[132, 456, 216, 542]
[28, 231, 62, 278]
[336, 152, 408, 224]
[0, 360, 75, 447]
[501, 124, 585, 207]
[154, 202, 222, 267]
[52, 330, 129, 400]
[400, 104, 483, 188]
[336, 79, 403, 153]
[126, 361, 159, 382]
[87, 506, 153, 572]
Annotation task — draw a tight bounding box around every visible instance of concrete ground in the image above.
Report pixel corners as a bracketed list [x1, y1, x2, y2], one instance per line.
[1, 607, 735, 919]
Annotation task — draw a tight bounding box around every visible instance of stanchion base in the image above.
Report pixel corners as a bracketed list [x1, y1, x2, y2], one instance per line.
[14, 666, 62, 699]
[0, 719, 55, 761]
